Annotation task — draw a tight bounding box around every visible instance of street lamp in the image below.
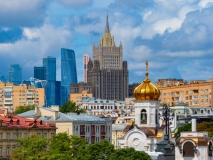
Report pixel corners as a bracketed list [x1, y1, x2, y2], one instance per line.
[156, 104, 175, 160]
[159, 104, 174, 140]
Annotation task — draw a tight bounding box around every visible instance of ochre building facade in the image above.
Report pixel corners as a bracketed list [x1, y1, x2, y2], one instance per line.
[0, 83, 45, 110]
[157, 79, 213, 107]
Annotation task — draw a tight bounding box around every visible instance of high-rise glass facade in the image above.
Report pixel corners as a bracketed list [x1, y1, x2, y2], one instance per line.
[61, 48, 77, 106]
[34, 67, 46, 80]
[43, 57, 56, 107]
[9, 64, 22, 85]
[0, 75, 5, 82]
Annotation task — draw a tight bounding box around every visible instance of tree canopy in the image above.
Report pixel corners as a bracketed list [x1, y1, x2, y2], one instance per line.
[11, 133, 151, 160]
[60, 101, 86, 114]
[14, 104, 35, 114]
[174, 121, 213, 139]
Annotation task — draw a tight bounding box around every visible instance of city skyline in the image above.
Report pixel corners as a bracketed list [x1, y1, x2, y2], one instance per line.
[0, 0, 213, 83]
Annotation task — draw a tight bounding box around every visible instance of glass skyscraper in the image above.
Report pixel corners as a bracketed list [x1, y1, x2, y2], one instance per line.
[0, 75, 5, 82]
[9, 64, 22, 85]
[43, 57, 56, 107]
[34, 66, 46, 80]
[61, 48, 77, 106]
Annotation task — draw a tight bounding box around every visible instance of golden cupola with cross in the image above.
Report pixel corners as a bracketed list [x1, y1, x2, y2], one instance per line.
[134, 61, 160, 101]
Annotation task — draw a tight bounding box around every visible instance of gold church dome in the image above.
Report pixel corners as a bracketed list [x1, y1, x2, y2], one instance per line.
[134, 61, 160, 101]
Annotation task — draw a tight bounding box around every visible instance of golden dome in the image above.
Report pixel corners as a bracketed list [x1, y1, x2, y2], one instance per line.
[134, 61, 160, 101]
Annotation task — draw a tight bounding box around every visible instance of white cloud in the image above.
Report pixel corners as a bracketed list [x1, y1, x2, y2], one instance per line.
[0, 23, 72, 80]
[60, 0, 93, 7]
[198, 0, 213, 8]
[0, 0, 48, 27]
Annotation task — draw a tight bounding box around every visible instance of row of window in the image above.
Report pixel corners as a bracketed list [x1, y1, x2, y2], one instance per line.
[0, 132, 55, 139]
[0, 146, 12, 157]
[73, 125, 110, 134]
[162, 89, 211, 96]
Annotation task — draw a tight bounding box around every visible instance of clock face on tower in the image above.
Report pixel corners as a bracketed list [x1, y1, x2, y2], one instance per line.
[133, 138, 140, 146]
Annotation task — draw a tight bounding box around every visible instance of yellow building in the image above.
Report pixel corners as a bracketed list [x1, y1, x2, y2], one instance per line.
[69, 90, 93, 104]
[0, 83, 45, 110]
[18, 106, 112, 144]
[157, 79, 213, 107]
[112, 124, 132, 149]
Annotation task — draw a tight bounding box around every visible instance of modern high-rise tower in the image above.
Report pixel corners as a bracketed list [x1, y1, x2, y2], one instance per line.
[34, 66, 46, 80]
[9, 64, 22, 85]
[61, 48, 78, 106]
[43, 57, 56, 107]
[87, 16, 128, 101]
[83, 54, 90, 83]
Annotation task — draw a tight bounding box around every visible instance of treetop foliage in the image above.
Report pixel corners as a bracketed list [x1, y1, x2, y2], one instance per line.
[60, 101, 86, 114]
[11, 132, 151, 160]
[14, 104, 35, 114]
[174, 121, 213, 139]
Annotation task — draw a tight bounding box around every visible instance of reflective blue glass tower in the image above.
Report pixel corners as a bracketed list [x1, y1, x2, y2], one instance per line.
[43, 57, 56, 107]
[34, 66, 46, 80]
[9, 64, 22, 85]
[61, 48, 77, 106]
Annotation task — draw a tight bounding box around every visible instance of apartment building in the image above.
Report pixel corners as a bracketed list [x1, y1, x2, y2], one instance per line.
[18, 106, 112, 143]
[0, 109, 56, 159]
[79, 97, 135, 116]
[158, 79, 213, 107]
[0, 83, 45, 110]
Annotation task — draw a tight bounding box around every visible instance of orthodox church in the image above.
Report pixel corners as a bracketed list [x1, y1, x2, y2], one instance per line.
[118, 61, 167, 152]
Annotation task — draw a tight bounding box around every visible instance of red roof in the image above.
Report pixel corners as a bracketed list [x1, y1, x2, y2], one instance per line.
[0, 115, 56, 129]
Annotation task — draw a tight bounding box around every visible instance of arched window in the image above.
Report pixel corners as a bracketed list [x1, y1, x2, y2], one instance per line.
[141, 109, 147, 124]
[183, 142, 195, 157]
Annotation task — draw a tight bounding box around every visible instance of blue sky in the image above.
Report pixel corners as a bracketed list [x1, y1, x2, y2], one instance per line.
[0, 0, 213, 83]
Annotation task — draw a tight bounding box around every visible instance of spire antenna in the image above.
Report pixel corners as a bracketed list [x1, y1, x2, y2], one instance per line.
[105, 14, 110, 31]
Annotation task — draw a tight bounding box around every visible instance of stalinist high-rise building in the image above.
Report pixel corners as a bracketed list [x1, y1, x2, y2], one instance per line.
[87, 16, 128, 101]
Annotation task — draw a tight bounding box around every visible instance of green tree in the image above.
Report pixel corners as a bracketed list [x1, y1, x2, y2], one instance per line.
[60, 101, 85, 114]
[70, 135, 89, 159]
[109, 147, 152, 160]
[14, 104, 35, 114]
[197, 121, 213, 137]
[174, 121, 213, 139]
[174, 123, 191, 139]
[48, 133, 72, 160]
[85, 140, 115, 160]
[11, 135, 48, 160]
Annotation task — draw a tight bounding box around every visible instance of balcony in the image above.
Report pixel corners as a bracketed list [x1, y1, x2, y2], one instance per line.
[80, 131, 85, 135]
[101, 131, 106, 135]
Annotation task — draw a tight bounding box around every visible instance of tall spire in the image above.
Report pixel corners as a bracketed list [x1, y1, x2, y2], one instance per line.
[105, 14, 110, 32]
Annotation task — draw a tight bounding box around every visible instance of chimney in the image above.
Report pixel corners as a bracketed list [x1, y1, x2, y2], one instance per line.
[192, 118, 196, 132]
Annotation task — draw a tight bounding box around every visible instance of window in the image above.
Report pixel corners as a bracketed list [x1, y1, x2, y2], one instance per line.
[43, 133, 47, 137]
[141, 109, 147, 124]
[12, 133, 16, 139]
[37, 133, 41, 137]
[0, 147, 2, 157]
[0, 133, 3, 139]
[6, 133, 11, 139]
[51, 133, 55, 138]
[18, 133, 22, 138]
[6, 147, 10, 157]
[24, 133, 28, 138]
